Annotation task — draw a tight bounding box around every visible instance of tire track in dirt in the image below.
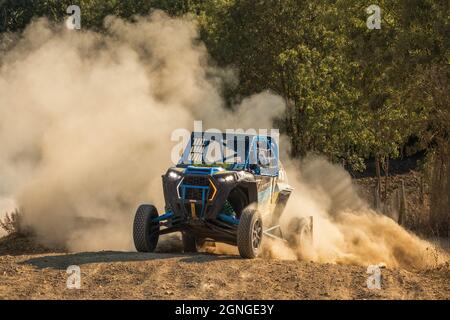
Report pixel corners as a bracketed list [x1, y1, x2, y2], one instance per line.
[0, 251, 448, 300]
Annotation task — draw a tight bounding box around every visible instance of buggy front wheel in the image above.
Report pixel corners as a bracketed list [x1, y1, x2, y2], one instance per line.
[133, 204, 160, 252]
[237, 208, 263, 259]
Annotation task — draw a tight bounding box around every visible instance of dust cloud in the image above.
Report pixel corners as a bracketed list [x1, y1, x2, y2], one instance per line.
[0, 12, 283, 251]
[268, 156, 448, 270]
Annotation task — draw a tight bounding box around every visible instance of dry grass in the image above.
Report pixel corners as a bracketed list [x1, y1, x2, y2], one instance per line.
[0, 209, 25, 236]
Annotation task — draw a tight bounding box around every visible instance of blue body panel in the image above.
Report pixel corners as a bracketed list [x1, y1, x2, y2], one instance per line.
[218, 213, 240, 225]
[184, 166, 223, 175]
[153, 210, 174, 222]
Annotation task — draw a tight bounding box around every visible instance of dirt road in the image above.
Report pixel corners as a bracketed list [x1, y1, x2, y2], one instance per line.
[0, 235, 449, 300]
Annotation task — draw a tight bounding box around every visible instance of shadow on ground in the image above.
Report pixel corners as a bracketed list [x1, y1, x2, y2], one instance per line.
[0, 234, 64, 256]
[22, 251, 240, 270]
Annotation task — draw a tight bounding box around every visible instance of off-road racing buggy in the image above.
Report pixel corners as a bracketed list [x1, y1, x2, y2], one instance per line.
[133, 132, 312, 258]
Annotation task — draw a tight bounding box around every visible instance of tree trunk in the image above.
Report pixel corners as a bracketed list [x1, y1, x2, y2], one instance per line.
[375, 155, 382, 199]
[383, 157, 389, 201]
[374, 186, 381, 211]
[429, 148, 450, 237]
[419, 175, 425, 205]
[398, 180, 407, 226]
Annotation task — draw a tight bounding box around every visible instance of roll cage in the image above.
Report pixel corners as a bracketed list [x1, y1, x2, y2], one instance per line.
[177, 132, 279, 176]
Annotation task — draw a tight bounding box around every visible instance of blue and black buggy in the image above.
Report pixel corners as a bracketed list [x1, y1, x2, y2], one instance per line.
[133, 131, 312, 258]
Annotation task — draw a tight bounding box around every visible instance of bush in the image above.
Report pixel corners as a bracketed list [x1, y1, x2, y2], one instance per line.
[0, 209, 25, 235]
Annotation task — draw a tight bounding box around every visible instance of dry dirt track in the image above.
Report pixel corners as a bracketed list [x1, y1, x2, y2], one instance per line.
[0, 248, 449, 300]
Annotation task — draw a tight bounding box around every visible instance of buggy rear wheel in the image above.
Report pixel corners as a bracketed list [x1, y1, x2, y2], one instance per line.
[133, 204, 160, 252]
[285, 216, 313, 248]
[237, 208, 263, 259]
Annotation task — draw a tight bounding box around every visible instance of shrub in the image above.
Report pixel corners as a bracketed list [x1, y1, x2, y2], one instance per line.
[0, 209, 25, 235]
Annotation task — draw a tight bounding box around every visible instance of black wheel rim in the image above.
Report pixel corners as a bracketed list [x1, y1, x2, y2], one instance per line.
[252, 219, 262, 250]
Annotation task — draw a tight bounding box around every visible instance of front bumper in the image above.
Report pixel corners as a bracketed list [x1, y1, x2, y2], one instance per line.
[163, 172, 235, 223]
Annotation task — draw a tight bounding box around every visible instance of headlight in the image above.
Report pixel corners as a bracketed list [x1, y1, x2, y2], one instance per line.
[167, 170, 182, 180]
[217, 174, 235, 183]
